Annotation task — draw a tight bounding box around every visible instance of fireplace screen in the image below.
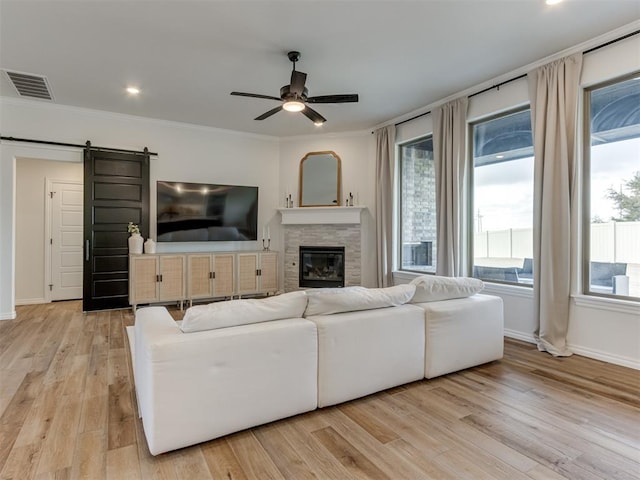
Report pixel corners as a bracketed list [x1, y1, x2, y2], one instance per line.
[299, 246, 345, 288]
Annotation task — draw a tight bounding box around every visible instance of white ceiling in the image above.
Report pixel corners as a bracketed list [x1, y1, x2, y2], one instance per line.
[1, 0, 638, 138]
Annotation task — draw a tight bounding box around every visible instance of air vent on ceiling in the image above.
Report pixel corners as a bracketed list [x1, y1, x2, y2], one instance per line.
[3, 70, 54, 101]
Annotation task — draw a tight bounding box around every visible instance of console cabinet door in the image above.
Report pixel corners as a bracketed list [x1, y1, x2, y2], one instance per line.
[188, 254, 214, 300]
[130, 255, 159, 305]
[212, 254, 235, 297]
[237, 253, 259, 295]
[259, 252, 278, 293]
[159, 255, 185, 302]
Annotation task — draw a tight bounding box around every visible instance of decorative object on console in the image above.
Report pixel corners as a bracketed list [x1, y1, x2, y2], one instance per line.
[262, 226, 271, 251]
[299, 151, 341, 207]
[144, 238, 156, 254]
[128, 222, 143, 254]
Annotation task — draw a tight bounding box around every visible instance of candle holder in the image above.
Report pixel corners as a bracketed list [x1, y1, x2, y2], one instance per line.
[262, 238, 271, 251]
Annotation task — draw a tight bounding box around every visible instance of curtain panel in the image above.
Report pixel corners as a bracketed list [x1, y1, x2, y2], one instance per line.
[528, 53, 583, 356]
[375, 125, 396, 287]
[433, 97, 469, 277]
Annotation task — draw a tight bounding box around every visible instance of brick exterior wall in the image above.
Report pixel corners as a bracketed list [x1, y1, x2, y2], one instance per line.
[401, 145, 437, 269]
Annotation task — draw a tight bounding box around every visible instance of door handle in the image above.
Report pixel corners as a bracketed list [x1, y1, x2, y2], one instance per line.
[85, 240, 89, 261]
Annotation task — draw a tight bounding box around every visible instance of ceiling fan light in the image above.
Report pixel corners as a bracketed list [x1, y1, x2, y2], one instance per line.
[314, 120, 324, 126]
[283, 100, 305, 112]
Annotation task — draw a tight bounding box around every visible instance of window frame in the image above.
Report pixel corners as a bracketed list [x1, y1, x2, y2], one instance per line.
[582, 71, 640, 302]
[468, 105, 534, 287]
[397, 134, 436, 275]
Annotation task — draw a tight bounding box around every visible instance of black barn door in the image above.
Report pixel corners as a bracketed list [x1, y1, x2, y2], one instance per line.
[83, 147, 149, 311]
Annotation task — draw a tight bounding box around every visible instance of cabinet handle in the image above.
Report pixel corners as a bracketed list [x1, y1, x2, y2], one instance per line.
[85, 240, 90, 262]
[160, 274, 163, 282]
[156, 274, 160, 282]
[257, 269, 262, 276]
[212, 271, 216, 279]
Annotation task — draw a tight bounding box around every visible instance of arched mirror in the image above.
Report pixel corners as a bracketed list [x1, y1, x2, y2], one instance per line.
[298, 151, 342, 207]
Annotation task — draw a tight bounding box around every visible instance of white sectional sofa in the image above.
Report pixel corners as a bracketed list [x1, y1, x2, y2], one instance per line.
[129, 278, 504, 455]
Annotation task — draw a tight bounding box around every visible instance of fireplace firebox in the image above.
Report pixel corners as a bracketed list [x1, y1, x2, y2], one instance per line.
[299, 246, 345, 288]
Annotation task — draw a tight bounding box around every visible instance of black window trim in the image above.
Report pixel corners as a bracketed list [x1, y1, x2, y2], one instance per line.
[582, 71, 640, 302]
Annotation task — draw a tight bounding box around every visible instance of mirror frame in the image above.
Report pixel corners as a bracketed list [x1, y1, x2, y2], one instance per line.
[298, 151, 342, 207]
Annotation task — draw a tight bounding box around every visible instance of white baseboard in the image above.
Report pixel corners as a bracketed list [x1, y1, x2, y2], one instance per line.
[504, 329, 536, 344]
[15, 298, 47, 306]
[0, 311, 17, 321]
[568, 343, 640, 370]
[504, 328, 639, 370]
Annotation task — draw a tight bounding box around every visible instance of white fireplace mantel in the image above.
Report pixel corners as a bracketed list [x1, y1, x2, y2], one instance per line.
[278, 206, 365, 225]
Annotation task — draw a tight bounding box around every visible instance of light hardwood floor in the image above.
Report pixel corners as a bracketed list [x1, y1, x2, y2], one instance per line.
[0, 301, 638, 479]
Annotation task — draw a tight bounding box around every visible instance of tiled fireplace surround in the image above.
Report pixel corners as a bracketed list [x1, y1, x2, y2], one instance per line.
[280, 207, 363, 292]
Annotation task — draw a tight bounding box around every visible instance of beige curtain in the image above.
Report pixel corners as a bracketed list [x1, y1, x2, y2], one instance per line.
[433, 97, 468, 277]
[375, 125, 396, 287]
[528, 53, 583, 356]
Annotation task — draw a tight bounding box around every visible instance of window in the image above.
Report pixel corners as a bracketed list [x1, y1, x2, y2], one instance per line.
[584, 74, 640, 300]
[399, 136, 436, 273]
[471, 108, 534, 285]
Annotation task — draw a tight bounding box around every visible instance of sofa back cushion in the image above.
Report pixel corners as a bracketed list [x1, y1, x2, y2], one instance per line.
[180, 291, 308, 333]
[409, 275, 483, 303]
[304, 285, 416, 317]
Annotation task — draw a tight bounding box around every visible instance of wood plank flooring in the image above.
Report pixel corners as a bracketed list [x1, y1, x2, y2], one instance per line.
[0, 300, 638, 479]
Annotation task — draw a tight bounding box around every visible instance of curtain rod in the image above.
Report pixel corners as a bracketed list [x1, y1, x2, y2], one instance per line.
[0, 136, 157, 156]
[374, 28, 640, 133]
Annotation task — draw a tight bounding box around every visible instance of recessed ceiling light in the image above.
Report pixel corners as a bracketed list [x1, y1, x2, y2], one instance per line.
[545, 0, 563, 5]
[126, 86, 140, 95]
[496, 154, 505, 159]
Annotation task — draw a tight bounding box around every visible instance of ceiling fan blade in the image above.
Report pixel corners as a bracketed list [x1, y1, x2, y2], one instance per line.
[231, 91, 282, 101]
[306, 94, 359, 104]
[302, 106, 327, 124]
[254, 105, 283, 120]
[290, 71, 307, 96]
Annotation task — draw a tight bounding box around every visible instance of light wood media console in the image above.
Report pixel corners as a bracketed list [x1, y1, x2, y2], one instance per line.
[128, 251, 278, 311]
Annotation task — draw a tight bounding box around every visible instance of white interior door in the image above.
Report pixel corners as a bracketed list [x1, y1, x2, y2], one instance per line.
[50, 181, 83, 300]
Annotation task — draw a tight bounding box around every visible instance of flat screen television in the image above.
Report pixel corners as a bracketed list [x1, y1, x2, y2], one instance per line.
[157, 181, 258, 242]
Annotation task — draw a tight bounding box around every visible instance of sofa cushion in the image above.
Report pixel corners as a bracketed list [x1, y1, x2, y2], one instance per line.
[180, 291, 308, 333]
[409, 275, 483, 303]
[310, 304, 425, 407]
[304, 284, 415, 317]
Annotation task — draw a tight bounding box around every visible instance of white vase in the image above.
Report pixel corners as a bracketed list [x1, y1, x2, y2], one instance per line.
[144, 238, 156, 254]
[128, 233, 143, 254]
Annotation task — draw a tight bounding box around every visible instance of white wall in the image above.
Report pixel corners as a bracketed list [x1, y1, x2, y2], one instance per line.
[0, 99, 280, 318]
[278, 132, 377, 287]
[15, 158, 83, 304]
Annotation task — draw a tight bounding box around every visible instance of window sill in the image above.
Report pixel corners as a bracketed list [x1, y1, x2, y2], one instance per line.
[481, 282, 533, 299]
[393, 270, 428, 283]
[572, 294, 640, 316]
